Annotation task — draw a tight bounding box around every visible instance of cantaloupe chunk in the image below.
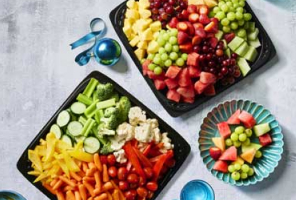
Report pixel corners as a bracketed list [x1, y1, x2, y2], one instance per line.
[212, 137, 225, 151]
[240, 148, 256, 164]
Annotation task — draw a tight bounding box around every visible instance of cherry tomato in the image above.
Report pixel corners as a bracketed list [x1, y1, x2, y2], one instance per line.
[118, 167, 128, 181]
[147, 191, 154, 199]
[130, 167, 137, 174]
[127, 173, 139, 184]
[108, 166, 118, 178]
[166, 158, 176, 168]
[138, 176, 146, 186]
[124, 190, 137, 200]
[146, 182, 158, 192]
[143, 167, 153, 179]
[100, 155, 108, 165]
[107, 154, 116, 166]
[119, 181, 129, 191]
[129, 183, 138, 189]
[137, 187, 148, 198]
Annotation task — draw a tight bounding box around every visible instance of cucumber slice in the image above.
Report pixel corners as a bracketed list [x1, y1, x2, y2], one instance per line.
[75, 135, 86, 143]
[67, 109, 77, 121]
[50, 124, 62, 139]
[61, 135, 73, 147]
[57, 110, 70, 127]
[84, 137, 101, 154]
[71, 102, 87, 115]
[215, 30, 224, 41]
[67, 121, 83, 137]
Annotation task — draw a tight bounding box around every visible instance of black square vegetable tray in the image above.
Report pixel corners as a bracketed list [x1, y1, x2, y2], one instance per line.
[17, 71, 191, 200]
[109, 1, 276, 117]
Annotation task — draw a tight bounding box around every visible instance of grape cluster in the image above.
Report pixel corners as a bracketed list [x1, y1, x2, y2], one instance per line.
[210, 0, 252, 36]
[228, 163, 254, 181]
[226, 126, 254, 148]
[149, 0, 188, 28]
[197, 39, 241, 86]
[147, 29, 187, 75]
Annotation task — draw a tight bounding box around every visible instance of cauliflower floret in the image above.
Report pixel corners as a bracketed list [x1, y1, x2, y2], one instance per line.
[135, 123, 153, 143]
[153, 128, 162, 144]
[129, 106, 146, 126]
[113, 149, 127, 164]
[116, 122, 135, 141]
[141, 118, 159, 129]
[160, 132, 174, 153]
[110, 135, 126, 151]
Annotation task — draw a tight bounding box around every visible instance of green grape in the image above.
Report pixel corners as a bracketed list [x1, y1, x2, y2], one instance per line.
[159, 61, 165, 67]
[147, 54, 155, 60]
[231, 172, 241, 181]
[234, 163, 241, 170]
[228, 165, 235, 173]
[164, 59, 172, 67]
[161, 53, 168, 61]
[235, 126, 245, 134]
[176, 58, 185, 66]
[227, 12, 236, 21]
[255, 150, 262, 158]
[229, 6, 235, 12]
[169, 36, 178, 45]
[237, 29, 247, 37]
[160, 29, 166, 34]
[241, 164, 250, 173]
[234, 141, 241, 147]
[218, 1, 226, 8]
[231, 133, 239, 141]
[157, 38, 166, 46]
[221, 18, 230, 26]
[170, 29, 178, 36]
[209, 11, 215, 18]
[148, 63, 156, 71]
[235, 12, 243, 20]
[223, 25, 231, 33]
[244, 21, 250, 29]
[153, 56, 161, 65]
[216, 11, 226, 20]
[140, 59, 146, 64]
[245, 129, 252, 137]
[244, 13, 252, 21]
[181, 53, 188, 61]
[221, 4, 229, 12]
[154, 67, 163, 75]
[232, 0, 239, 3]
[236, 7, 244, 13]
[213, 6, 221, 13]
[239, 133, 247, 142]
[230, 22, 239, 30]
[241, 172, 248, 179]
[169, 52, 178, 60]
[239, 1, 245, 7]
[163, 33, 170, 41]
[159, 47, 166, 54]
[172, 45, 179, 52]
[226, 2, 233, 7]
[248, 168, 254, 176]
[165, 43, 172, 52]
[242, 138, 251, 146]
[238, 20, 245, 26]
[225, 138, 233, 146]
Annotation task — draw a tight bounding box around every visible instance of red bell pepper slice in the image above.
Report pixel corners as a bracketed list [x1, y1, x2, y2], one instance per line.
[123, 142, 146, 181]
[143, 143, 152, 156]
[132, 147, 153, 168]
[152, 150, 174, 181]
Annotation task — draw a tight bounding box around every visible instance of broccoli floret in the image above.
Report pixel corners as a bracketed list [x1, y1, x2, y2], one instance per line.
[99, 107, 120, 130]
[116, 96, 131, 123]
[110, 92, 120, 102]
[95, 83, 114, 101]
[100, 143, 114, 155]
[104, 107, 119, 118]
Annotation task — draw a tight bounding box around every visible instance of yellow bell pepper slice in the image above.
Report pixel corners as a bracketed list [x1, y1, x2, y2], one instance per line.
[28, 170, 41, 176]
[62, 151, 80, 172]
[56, 140, 73, 153]
[68, 149, 93, 162]
[33, 172, 48, 183]
[28, 150, 43, 172]
[57, 159, 70, 178]
[44, 133, 57, 162]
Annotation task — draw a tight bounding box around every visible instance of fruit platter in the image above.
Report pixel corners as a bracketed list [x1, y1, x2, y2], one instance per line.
[17, 71, 190, 200]
[198, 100, 283, 186]
[110, 0, 276, 117]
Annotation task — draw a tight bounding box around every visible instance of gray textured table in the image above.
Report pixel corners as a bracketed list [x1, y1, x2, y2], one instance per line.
[1, 0, 296, 199]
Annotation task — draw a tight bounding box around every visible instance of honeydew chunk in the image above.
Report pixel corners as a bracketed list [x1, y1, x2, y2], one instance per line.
[126, 0, 138, 9]
[129, 35, 140, 47]
[235, 42, 249, 57]
[138, 0, 150, 9]
[242, 143, 262, 153]
[134, 48, 146, 60]
[125, 9, 139, 20]
[204, 0, 218, 8]
[228, 36, 244, 51]
[237, 57, 251, 76]
[248, 28, 259, 41]
[215, 30, 224, 41]
[222, 39, 228, 49]
[248, 38, 261, 48]
[254, 123, 271, 137]
[147, 40, 159, 54]
[140, 28, 153, 41]
[123, 26, 132, 40]
[225, 48, 231, 58]
[139, 9, 151, 19]
[150, 21, 162, 32]
[248, 22, 256, 32]
[137, 41, 148, 49]
[243, 45, 258, 62]
[189, 0, 206, 5]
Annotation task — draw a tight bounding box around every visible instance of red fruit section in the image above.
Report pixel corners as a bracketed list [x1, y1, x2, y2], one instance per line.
[200, 72, 216, 84]
[204, 84, 216, 96]
[187, 52, 200, 67]
[194, 81, 209, 94]
[209, 147, 222, 160]
[178, 68, 192, 87]
[177, 87, 195, 98]
[165, 66, 181, 79]
[227, 109, 241, 125]
[217, 122, 231, 139]
[154, 79, 166, 90]
[188, 66, 201, 78]
[142, 60, 151, 76]
[259, 133, 272, 147]
[213, 160, 228, 173]
[239, 111, 256, 128]
[167, 89, 181, 103]
[165, 79, 178, 90]
[219, 146, 237, 161]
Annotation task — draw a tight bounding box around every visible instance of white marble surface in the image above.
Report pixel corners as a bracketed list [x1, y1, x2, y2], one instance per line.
[1, 0, 296, 199]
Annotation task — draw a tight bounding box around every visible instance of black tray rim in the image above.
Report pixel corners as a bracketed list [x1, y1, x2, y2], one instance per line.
[16, 70, 191, 200]
[109, 0, 276, 117]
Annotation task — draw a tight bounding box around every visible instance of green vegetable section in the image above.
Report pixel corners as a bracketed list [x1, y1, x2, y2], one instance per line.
[49, 78, 131, 155]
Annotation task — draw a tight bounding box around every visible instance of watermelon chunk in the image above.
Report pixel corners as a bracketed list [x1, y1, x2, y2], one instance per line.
[177, 87, 195, 98]
[219, 146, 237, 161]
[200, 72, 216, 84]
[227, 109, 241, 125]
[204, 84, 216, 96]
[213, 160, 228, 173]
[147, 71, 165, 80]
[212, 137, 225, 151]
[259, 133, 272, 147]
[154, 79, 166, 90]
[188, 65, 201, 78]
[178, 68, 192, 87]
[182, 97, 195, 104]
[187, 52, 200, 67]
[142, 60, 151, 75]
[194, 81, 209, 94]
[165, 79, 178, 90]
[167, 89, 181, 103]
[238, 111, 256, 128]
[240, 148, 256, 164]
[217, 122, 231, 139]
[165, 66, 181, 79]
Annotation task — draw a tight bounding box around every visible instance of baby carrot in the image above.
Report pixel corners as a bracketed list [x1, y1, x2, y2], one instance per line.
[102, 182, 113, 191]
[63, 186, 75, 192]
[86, 167, 97, 177]
[94, 193, 108, 200]
[94, 153, 102, 172]
[70, 171, 82, 182]
[110, 181, 125, 200]
[59, 176, 76, 187]
[94, 187, 102, 196]
[50, 178, 59, 187]
[53, 180, 63, 190]
[57, 190, 66, 200]
[112, 190, 120, 200]
[106, 192, 112, 200]
[42, 183, 56, 195]
[83, 177, 96, 184]
[94, 172, 102, 189]
[66, 190, 75, 200]
[88, 162, 96, 169]
[83, 181, 95, 197]
[78, 171, 86, 177]
[82, 162, 89, 172]
[75, 191, 82, 200]
[78, 184, 87, 200]
[87, 197, 94, 200]
[102, 164, 109, 183]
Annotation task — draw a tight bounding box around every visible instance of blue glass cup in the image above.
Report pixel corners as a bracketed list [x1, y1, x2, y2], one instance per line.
[0, 190, 26, 200]
[180, 180, 215, 200]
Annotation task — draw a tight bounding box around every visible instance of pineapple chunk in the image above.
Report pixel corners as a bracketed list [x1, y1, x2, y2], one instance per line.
[139, 9, 151, 19]
[138, 19, 152, 31]
[138, 0, 150, 9]
[129, 36, 140, 47]
[137, 41, 148, 49]
[188, 0, 205, 5]
[126, 0, 138, 9]
[140, 28, 153, 41]
[124, 18, 134, 27]
[134, 48, 146, 60]
[123, 26, 132, 40]
[147, 40, 159, 54]
[125, 9, 139, 20]
[204, 0, 218, 8]
[153, 31, 160, 40]
[150, 21, 162, 32]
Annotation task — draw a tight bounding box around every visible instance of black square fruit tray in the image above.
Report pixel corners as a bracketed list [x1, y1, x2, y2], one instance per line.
[17, 71, 191, 200]
[109, 0, 276, 117]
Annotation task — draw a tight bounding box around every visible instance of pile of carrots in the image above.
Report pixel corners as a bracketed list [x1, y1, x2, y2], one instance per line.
[43, 153, 126, 200]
